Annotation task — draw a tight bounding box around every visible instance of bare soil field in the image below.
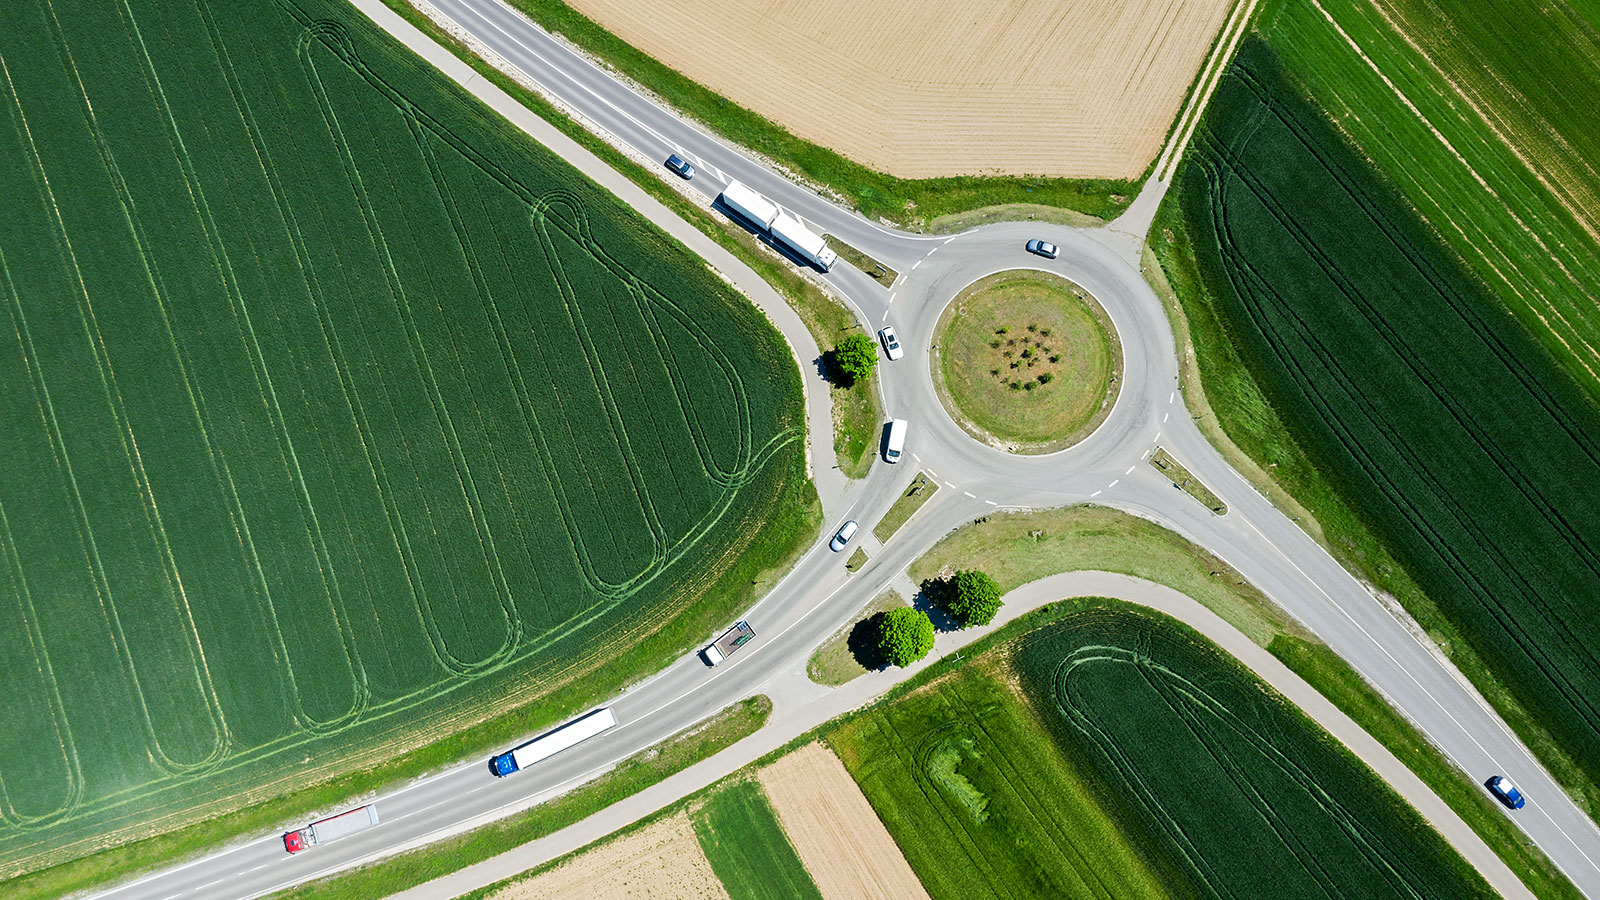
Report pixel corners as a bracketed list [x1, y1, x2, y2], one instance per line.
[758, 744, 931, 900]
[563, 0, 1236, 178]
[489, 813, 728, 900]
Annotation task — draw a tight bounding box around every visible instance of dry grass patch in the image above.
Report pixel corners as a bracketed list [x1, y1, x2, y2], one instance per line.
[563, 0, 1237, 178]
[759, 744, 930, 900]
[487, 813, 724, 900]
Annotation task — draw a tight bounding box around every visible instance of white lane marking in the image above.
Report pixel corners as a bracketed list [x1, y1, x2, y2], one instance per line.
[926, 468, 938, 477]
[1108, 479, 1119, 488]
[1125, 464, 1136, 474]
[243, 864, 270, 874]
[912, 452, 921, 462]
[984, 499, 997, 506]
[927, 245, 940, 256]
[1163, 412, 1170, 423]
[963, 491, 975, 498]
[1090, 490, 1102, 498]
[1169, 391, 1175, 403]
[882, 309, 891, 322]
[911, 258, 923, 271]
[944, 481, 956, 489]
[888, 291, 897, 304]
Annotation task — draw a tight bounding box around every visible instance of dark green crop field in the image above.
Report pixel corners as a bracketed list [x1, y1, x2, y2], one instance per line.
[691, 780, 822, 900]
[0, 0, 804, 875]
[828, 655, 1174, 900]
[1018, 606, 1495, 900]
[1173, 37, 1600, 798]
[1262, 0, 1600, 402]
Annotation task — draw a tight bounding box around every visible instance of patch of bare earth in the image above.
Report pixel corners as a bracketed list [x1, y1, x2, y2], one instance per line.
[758, 744, 931, 900]
[563, 0, 1237, 178]
[487, 813, 728, 900]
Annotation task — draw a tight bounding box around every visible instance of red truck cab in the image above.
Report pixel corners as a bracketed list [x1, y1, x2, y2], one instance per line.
[283, 829, 308, 853]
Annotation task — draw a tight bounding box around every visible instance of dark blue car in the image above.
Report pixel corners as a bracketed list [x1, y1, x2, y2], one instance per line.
[665, 154, 694, 179]
[1486, 775, 1526, 809]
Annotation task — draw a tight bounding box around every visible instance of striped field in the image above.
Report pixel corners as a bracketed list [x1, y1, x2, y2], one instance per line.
[0, 0, 804, 875]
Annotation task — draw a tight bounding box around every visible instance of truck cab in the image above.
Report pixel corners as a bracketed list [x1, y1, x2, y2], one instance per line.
[283, 829, 309, 853]
[490, 752, 520, 777]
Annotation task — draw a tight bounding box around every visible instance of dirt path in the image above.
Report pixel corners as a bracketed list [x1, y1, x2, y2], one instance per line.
[757, 744, 931, 900]
[564, 0, 1236, 179]
[486, 812, 726, 900]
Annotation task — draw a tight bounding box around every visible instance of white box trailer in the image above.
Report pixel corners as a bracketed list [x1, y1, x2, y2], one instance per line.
[769, 213, 838, 271]
[284, 804, 379, 853]
[491, 707, 618, 776]
[719, 181, 779, 231]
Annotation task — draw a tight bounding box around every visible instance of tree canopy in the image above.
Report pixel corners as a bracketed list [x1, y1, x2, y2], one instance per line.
[833, 333, 879, 386]
[949, 569, 1003, 627]
[878, 607, 935, 667]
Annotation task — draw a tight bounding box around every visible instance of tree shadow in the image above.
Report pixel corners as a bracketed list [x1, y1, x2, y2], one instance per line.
[819, 348, 856, 388]
[916, 577, 962, 632]
[847, 611, 889, 671]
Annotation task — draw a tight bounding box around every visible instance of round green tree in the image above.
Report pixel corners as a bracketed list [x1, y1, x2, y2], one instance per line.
[833, 333, 879, 386]
[877, 607, 935, 667]
[949, 569, 1003, 627]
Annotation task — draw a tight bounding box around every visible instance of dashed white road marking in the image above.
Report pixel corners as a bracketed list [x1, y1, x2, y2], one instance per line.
[925, 468, 938, 477]
[1169, 391, 1175, 403]
[1163, 412, 1170, 423]
[1109, 479, 1120, 488]
[944, 481, 956, 489]
[912, 452, 921, 462]
[911, 258, 923, 271]
[963, 490, 975, 498]
[984, 499, 997, 506]
[1125, 464, 1136, 474]
[1090, 490, 1102, 498]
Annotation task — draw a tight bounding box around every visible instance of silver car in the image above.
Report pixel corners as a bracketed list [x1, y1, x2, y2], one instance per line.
[829, 520, 859, 552]
[1026, 239, 1059, 259]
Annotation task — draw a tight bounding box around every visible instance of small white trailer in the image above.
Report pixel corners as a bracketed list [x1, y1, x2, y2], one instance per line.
[769, 213, 838, 271]
[703, 621, 756, 666]
[718, 181, 779, 231]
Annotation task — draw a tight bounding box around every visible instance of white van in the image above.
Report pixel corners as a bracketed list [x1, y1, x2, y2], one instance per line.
[884, 419, 908, 463]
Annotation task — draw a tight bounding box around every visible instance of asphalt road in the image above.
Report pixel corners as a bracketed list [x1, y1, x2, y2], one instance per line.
[82, 0, 1600, 898]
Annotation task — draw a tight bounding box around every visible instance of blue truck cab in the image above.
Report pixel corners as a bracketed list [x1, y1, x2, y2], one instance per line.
[490, 752, 519, 777]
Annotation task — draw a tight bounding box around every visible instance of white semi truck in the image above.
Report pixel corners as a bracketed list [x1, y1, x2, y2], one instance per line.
[718, 180, 779, 231]
[490, 707, 618, 777]
[283, 804, 380, 853]
[717, 182, 836, 271]
[769, 213, 838, 271]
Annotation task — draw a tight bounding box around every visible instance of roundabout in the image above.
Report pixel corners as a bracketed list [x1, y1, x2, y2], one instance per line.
[930, 269, 1121, 454]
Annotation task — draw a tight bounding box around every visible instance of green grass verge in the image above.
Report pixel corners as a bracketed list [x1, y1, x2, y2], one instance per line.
[691, 780, 823, 900]
[931, 271, 1120, 452]
[1271, 637, 1585, 900]
[909, 505, 1298, 646]
[828, 651, 1176, 900]
[807, 590, 906, 686]
[1164, 33, 1600, 816]
[1016, 605, 1496, 899]
[1149, 447, 1226, 514]
[268, 696, 771, 900]
[488, 0, 1140, 228]
[823, 235, 897, 285]
[844, 547, 868, 574]
[873, 472, 939, 543]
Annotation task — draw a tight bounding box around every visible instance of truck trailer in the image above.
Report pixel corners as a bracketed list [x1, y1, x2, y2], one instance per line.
[702, 620, 755, 666]
[718, 181, 778, 231]
[490, 707, 618, 777]
[284, 804, 380, 853]
[769, 213, 838, 271]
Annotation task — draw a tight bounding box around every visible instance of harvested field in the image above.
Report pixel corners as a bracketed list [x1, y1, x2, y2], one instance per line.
[488, 813, 726, 900]
[561, 0, 1238, 178]
[758, 744, 930, 900]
